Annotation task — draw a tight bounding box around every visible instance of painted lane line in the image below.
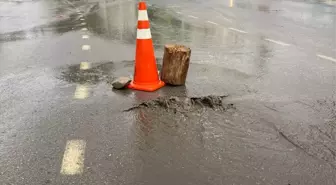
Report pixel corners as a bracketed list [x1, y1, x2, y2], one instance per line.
[74, 85, 89, 99]
[176, 11, 182, 14]
[81, 22, 86, 26]
[81, 28, 88, 31]
[188, 15, 198, 19]
[229, 27, 248, 34]
[230, 0, 234, 7]
[317, 54, 336, 63]
[207, 21, 218, 25]
[222, 17, 232, 22]
[80, 62, 91, 70]
[82, 35, 89, 39]
[60, 140, 86, 175]
[264, 38, 290, 46]
[80, 18, 85, 21]
[82, 45, 91, 51]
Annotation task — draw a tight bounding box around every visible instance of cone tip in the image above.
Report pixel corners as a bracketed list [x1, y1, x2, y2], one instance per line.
[139, 1, 147, 10]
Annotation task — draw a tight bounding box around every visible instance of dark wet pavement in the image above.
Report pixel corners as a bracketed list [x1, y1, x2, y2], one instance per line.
[0, 0, 336, 184]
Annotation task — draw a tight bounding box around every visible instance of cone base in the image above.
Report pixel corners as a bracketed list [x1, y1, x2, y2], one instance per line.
[127, 81, 165, 92]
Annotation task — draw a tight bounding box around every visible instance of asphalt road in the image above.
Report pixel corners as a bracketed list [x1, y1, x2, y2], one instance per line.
[0, 0, 335, 184]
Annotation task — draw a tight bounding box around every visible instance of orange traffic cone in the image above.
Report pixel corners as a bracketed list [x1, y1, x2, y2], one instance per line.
[127, 1, 165, 92]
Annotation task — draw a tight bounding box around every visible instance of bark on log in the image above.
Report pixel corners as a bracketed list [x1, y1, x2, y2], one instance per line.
[160, 44, 191, 85]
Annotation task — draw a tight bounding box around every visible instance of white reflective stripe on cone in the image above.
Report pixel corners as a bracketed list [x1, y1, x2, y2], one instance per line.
[137, 29, 152, 39]
[138, 10, 149, 21]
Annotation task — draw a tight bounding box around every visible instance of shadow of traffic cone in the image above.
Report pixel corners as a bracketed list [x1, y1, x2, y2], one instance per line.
[127, 1, 165, 92]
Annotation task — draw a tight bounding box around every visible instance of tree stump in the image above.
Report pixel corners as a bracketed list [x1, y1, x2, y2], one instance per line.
[160, 44, 191, 85]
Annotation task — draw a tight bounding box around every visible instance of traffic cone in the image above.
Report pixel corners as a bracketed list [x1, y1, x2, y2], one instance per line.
[127, 1, 165, 92]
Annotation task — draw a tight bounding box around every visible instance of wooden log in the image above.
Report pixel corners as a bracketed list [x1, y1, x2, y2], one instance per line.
[160, 44, 191, 85]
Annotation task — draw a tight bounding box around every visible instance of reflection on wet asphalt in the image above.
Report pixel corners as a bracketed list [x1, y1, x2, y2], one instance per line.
[0, 0, 336, 184]
[0, 0, 99, 41]
[84, 0, 277, 78]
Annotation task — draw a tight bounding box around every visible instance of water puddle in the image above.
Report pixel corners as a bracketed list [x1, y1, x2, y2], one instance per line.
[58, 60, 162, 85]
[59, 61, 123, 85]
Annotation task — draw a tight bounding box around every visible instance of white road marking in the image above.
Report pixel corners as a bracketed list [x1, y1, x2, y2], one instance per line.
[81, 28, 88, 31]
[82, 35, 89, 39]
[317, 54, 336, 63]
[207, 21, 218, 25]
[74, 85, 89, 99]
[176, 11, 182, 14]
[81, 22, 86, 26]
[222, 17, 232, 22]
[82, 45, 91, 51]
[188, 15, 198, 19]
[60, 140, 86, 175]
[80, 18, 85, 21]
[264, 38, 290, 46]
[229, 27, 248, 34]
[80, 62, 91, 70]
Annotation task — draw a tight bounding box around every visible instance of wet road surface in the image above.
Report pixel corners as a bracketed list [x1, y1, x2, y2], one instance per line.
[0, 0, 335, 184]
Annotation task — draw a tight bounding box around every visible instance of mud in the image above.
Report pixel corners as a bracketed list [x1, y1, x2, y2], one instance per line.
[124, 95, 234, 112]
